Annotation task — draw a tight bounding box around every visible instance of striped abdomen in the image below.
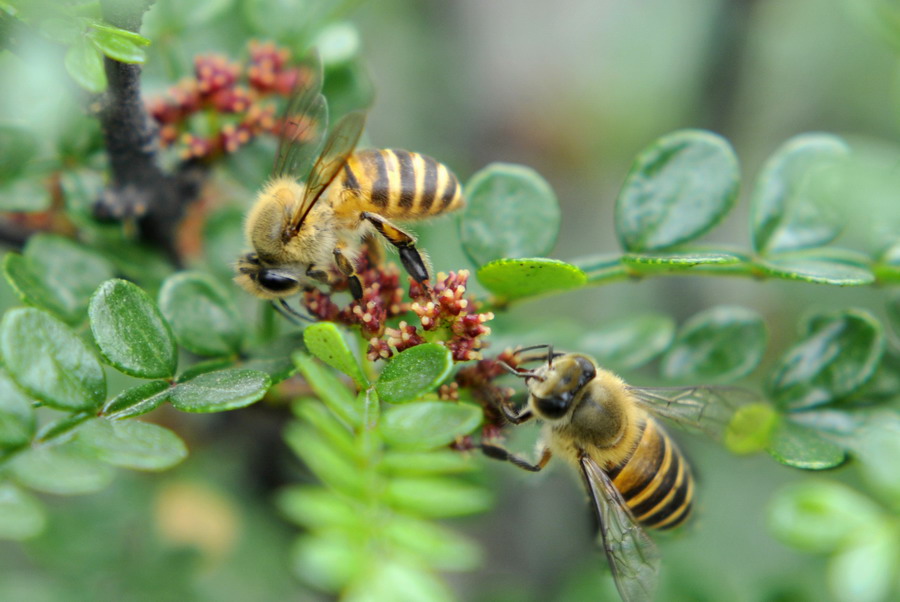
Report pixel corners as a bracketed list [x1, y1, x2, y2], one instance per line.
[606, 417, 693, 530]
[338, 149, 464, 219]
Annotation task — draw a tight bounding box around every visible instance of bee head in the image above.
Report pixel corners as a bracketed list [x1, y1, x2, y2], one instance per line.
[528, 354, 597, 420]
[235, 252, 301, 299]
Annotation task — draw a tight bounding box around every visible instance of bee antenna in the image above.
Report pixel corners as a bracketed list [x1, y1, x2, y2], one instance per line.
[498, 360, 544, 381]
[513, 344, 552, 356]
[547, 345, 554, 368]
[273, 299, 314, 325]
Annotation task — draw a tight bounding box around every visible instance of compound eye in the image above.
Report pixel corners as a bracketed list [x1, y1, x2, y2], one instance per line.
[258, 271, 297, 293]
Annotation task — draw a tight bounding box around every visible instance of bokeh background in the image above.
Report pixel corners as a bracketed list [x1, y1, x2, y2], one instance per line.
[2, 0, 899, 600]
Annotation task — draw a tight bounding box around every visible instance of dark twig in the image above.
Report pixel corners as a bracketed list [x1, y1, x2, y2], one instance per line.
[93, 0, 207, 264]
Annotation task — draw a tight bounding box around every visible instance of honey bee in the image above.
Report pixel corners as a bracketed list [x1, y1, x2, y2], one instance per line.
[482, 345, 753, 602]
[235, 51, 465, 318]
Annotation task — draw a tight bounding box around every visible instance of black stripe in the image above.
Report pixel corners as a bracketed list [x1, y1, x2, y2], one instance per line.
[439, 170, 458, 209]
[630, 449, 681, 517]
[606, 421, 649, 480]
[420, 154, 439, 212]
[640, 470, 691, 528]
[619, 429, 666, 500]
[370, 151, 389, 207]
[342, 163, 361, 193]
[393, 150, 416, 209]
[657, 500, 692, 531]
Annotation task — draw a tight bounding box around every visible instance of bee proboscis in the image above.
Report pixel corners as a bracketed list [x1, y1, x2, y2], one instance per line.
[235, 51, 465, 319]
[482, 345, 755, 602]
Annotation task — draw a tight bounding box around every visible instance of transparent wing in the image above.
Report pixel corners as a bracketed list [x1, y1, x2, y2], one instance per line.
[273, 51, 328, 179]
[580, 454, 660, 602]
[288, 109, 367, 232]
[629, 385, 761, 441]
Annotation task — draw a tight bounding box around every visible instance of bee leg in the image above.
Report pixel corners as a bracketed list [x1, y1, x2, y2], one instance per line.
[481, 444, 552, 473]
[333, 246, 364, 300]
[360, 211, 430, 284]
[306, 265, 331, 284]
[272, 299, 314, 324]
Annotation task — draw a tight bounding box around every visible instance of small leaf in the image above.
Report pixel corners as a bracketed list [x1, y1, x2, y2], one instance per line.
[89, 279, 178, 378]
[756, 256, 875, 286]
[1, 308, 106, 411]
[0, 368, 36, 449]
[751, 134, 849, 254]
[0, 484, 46, 540]
[379, 450, 475, 476]
[64, 36, 107, 93]
[88, 27, 147, 63]
[477, 258, 586, 302]
[767, 419, 847, 470]
[292, 400, 358, 460]
[662, 306, 767, 382]
[615, 130, 740, 252]
[829, 528, 898, 602]
[724, 403, 779, 454]
[3, 253, 72, 323]
[284, 423, 364, 498]
[293, 352, 361, 427]
[101, 380, 170, 419]
[380, 401, 482, 450]
[382, 514, 482, 571]
[291, 533, 364, 592]
[769, 310, 884, 410]
[74, 418, 187, 471]
[570, 254, 628, 284]
[345, 559, 454, 602]
[169, 369, 271, 413]
[303, 322, 367, 387]
[384, 477, 492, 518]
[239, 333, 303, 384]
[11, 445, 114, 494]
[278, 486, 363, 532]
[158, 272, 243, 357]
[621, 250, 745, 273]
[579, 313, 675, 371]
[376, 344, 453, 404]
[460, 163, 560, 267]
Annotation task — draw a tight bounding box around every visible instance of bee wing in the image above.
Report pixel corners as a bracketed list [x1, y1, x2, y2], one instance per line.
[629, 385, 760, 441]
[273, 51, 328, 179]
[287, 109, 367, 232]
[580, 454, 660, 602]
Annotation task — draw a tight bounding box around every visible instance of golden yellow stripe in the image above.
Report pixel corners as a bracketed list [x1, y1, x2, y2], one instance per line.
[634, 458, 684, 522]
[625, 435, 671, 508]
[653, 476, 693, 529]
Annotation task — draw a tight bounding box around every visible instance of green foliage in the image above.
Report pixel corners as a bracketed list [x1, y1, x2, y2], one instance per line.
[375, 344, 452, 403]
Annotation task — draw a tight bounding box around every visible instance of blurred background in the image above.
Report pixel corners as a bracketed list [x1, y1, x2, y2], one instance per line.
[1, 0, 899, 600]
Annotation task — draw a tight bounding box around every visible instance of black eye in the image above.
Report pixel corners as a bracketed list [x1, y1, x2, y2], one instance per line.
[258, 271, 297, 292]
[535, 395, 570, 419]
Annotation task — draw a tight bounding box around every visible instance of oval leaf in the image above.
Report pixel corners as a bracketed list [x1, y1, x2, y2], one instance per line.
[751, 134, 849, 254]
[769, 310, 884, 410]
[303, 322, 367, 387]
[74, 418, 187, 471]
[89, 279, 178, 378]
[579, 313, 675, 371]
[616, 130, 739, 252]
[3, 253, 73, 323]
[662, 306, 767, 382]
[0, 484, 46, 540]
[376, 344, 453, 404]
[380, 401, 482, 450]
[169, 369, 271, 413]
[460, 163, 560, 267]
[724, 403, 779, 455]
[477, 258, 586, 302]
[0, 368, 36, 449]
[88, 28, 147, 64]
[621, 251, 745, 274]
[293, 352, 361, 427]
[11, 445, 114, 494]
[284, 423, 364, 498]
[158, 272, 243, 357]
[756, 257, 874, 286]
[102, 380, 170, 419]
[64, 36, 106, 93]
[766, 419, 847, 470]
[384, 477, 492, 518]
[1, 308, 106, 411]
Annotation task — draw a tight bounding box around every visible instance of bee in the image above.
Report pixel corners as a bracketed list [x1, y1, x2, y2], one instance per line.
[482, 345, 752, 602]
[235, 52, 465, 319]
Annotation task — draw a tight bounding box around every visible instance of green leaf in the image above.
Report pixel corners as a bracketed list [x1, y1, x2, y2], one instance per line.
[383, 514, 482, 571]
[291, 533, 364, 592]
[379, 449, 475, 476]
[89, 279, 178, 378]
[829, 528, 898, 602]
[101, 380, 170, 419]
[0, 126, 38, 180]
[239, 333, 303, 384]
[74, 418, 187, 471]
[64, 36, 107, 93]
[376, 344, 453, 403]
[751, 134, 849, 254]
[768, 480, 883, 552]
[3, 253, 73, 323]
[571, 254, 628, 284]
[615, 130, 739, 252]
[158, 272, 243, 357]
[460, 163, 560, 267]
[0, 178, 52, 212]
[88, 22, 152, 46]
[345, 559, 454, 602]
[293, 352, 361, 427]
[88, 28, 146, 63]
[11, 445, 114, 494]
[579, 313, 675, 371]
[769, 310, 884, 410]
[476, 258, 587, 302]
[662, 306, 767, 382]
[0, 368, 36, 449]
[292, 400, 358, 461]
[724, 403, 779, 454]
[169, 369, 271, 413]
[203, 208, 246, 281]
[1, 308, 106, 411]
[621, 250, 745, 273]
[0, 484, 46, 540]
[284, 423, 364, 498]
[277, 486, 363, 532]
[767, 419, 847, 470]
[303, 322, 367, 387]
[380, 401, 482, 450]
[756, 256, 875, 286]
[384, 477, 492, 517]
